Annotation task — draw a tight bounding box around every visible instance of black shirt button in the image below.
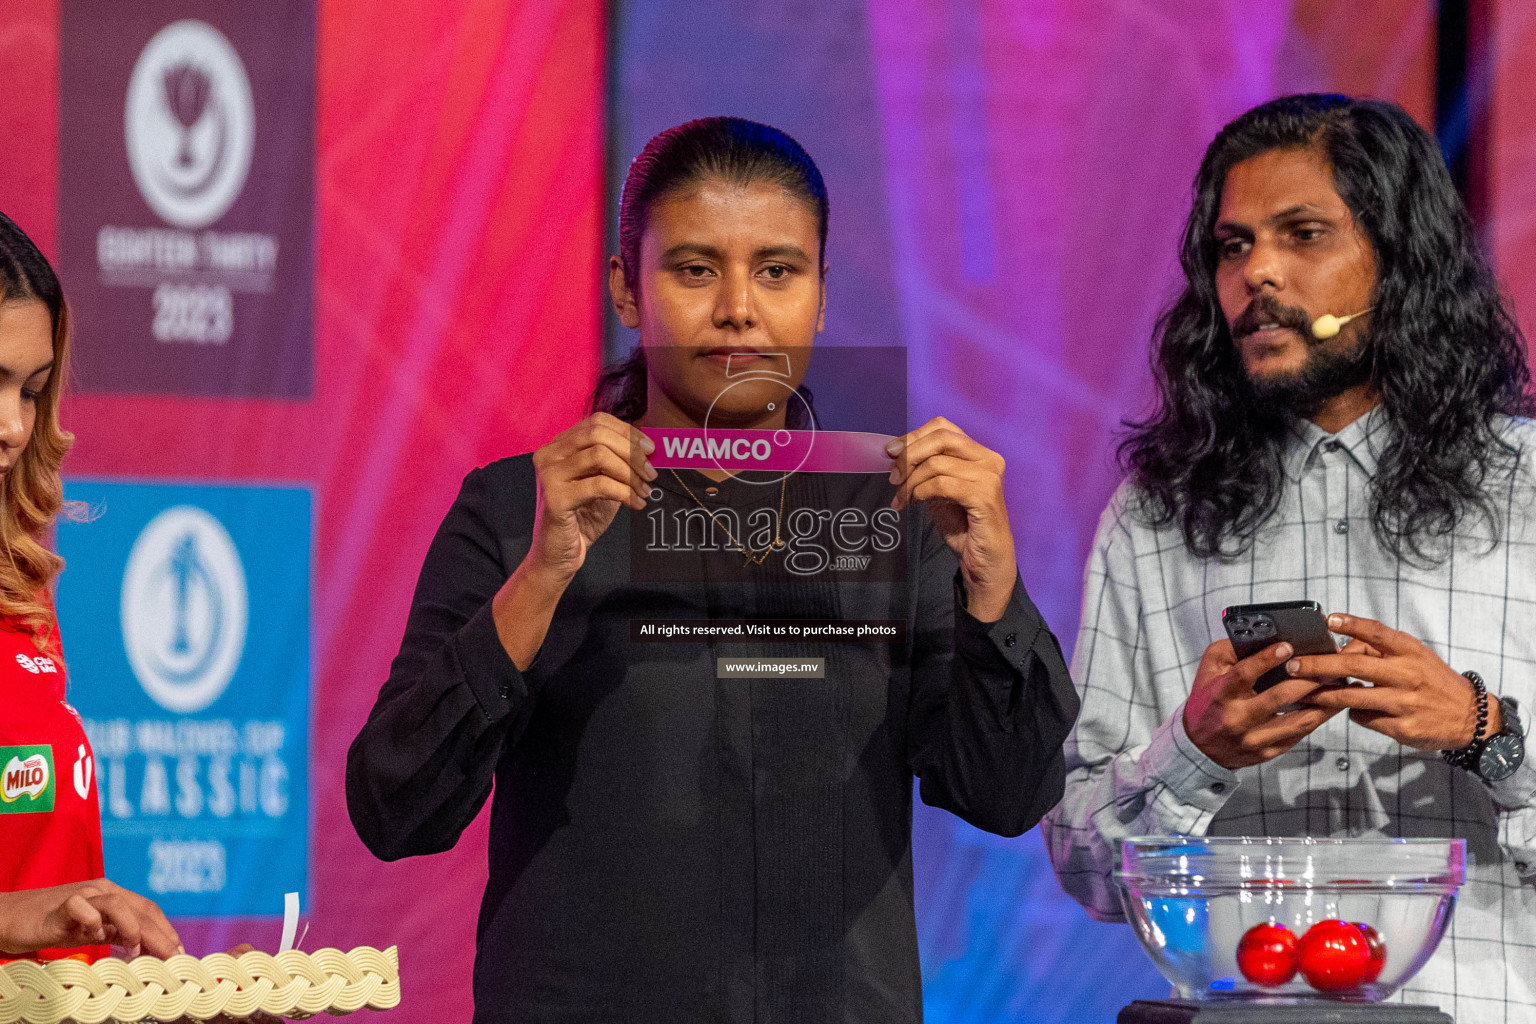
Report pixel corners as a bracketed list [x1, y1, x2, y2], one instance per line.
[1211, 782, 1226, 794]
[1334, 520, 1349, 535]
[1336, 756, 1350, 772]
[499, 684, 510, 699]
[1004, 632, 1017, 647]
[1323, 440, 1342, 453]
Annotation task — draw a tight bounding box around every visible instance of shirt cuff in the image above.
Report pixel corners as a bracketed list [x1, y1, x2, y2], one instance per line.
[953, 570, 1046, 674]
[1142, 705, 1241, 819]
[452, 598, 524, 723]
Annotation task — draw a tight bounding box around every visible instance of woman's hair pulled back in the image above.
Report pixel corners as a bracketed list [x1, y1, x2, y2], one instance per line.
[594, 117, 828, 424]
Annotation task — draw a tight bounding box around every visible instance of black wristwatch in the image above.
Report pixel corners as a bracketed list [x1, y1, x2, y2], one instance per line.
[1441, 671, 1526, 783]
[1477, 696, 1526, 782]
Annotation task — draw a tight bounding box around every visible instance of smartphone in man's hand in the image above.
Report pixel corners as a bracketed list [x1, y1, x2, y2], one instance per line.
[1222, 600, 1339, 693]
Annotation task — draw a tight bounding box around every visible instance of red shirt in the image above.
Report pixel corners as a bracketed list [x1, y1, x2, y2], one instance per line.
[0, 613, 107, 963]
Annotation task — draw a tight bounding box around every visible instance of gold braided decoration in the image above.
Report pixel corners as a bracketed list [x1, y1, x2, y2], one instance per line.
[0, 945, 399, 1023]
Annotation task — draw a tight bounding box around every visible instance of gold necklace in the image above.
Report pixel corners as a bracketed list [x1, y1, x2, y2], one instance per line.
[669, 469, 788, 565]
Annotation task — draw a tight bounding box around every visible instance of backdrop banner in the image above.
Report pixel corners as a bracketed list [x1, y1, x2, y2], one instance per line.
[56, 481, 311, 918]
[7, 2, 608, 1016]
[58, 1, 315, 398]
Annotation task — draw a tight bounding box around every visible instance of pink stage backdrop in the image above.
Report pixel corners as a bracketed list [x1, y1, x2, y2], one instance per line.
[1, 1, 604, 1020]
[1492, 0, 1536, 344]
[13, 1, 1535, 1022]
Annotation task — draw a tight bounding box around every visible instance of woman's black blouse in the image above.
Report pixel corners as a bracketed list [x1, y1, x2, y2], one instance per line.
[346, 455, 1079, 1024]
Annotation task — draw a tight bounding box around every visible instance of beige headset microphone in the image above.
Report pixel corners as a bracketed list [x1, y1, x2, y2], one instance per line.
[1309, 307, 1374, 340]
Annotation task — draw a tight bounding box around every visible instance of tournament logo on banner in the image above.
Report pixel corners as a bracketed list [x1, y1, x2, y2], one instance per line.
[56, 481, 310, 917]
[59, 2, 314, 398]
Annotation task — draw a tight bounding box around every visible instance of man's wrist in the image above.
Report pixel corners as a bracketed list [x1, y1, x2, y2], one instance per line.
[1442, 671, 1489, 770]
[1158, 709, 1241, 812]
[1442, 674, 1526, 783]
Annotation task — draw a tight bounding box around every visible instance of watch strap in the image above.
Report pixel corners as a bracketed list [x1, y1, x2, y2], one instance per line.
[1497, 695, 1524, 739]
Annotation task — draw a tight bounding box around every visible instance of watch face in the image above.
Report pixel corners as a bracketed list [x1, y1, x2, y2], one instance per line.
[1479, 732, 1526, 782]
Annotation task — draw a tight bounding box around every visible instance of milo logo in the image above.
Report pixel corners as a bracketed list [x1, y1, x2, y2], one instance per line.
[0, 745, 54, 813]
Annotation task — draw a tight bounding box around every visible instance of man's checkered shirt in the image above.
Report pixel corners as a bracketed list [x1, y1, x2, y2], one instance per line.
[1043, 408, 1536, 1024]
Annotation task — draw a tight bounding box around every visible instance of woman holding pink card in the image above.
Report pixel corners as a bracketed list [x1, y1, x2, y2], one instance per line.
[348, 118, 1078, 1024]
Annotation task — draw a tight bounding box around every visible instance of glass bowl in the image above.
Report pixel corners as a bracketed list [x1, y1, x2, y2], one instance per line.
[1116, 836, 1464, 1002]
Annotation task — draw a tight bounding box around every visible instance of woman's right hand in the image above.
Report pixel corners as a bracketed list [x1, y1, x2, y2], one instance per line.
[0, 878, 182, 958]
[493, 414, 654, 670]
[525, 412, 656, 585]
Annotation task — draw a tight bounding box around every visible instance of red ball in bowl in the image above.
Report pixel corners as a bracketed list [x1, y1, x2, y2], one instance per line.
[1354, 923, 1387, 983]
[1237, 922, 1299, 986]
[1298, 920, 1371, 991]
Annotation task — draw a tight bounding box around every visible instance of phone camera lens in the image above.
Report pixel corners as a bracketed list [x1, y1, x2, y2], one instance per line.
[1235, 628, 1252, 638]
[1230, 617, 1249, 628]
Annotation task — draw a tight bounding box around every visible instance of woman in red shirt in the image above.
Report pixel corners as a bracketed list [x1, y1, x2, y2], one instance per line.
[0, 212, 180, 962]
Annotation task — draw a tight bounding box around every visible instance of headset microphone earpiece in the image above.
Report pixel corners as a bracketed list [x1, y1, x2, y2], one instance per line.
[1310, 307, 1374, 340]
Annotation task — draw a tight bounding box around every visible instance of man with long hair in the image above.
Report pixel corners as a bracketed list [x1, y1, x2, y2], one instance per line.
[1044, 94, 1535, 1021]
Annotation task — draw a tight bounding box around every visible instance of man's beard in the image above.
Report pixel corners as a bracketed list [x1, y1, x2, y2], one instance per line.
[1245, 338, 1373, 418]
[1233, 295, 1374, 418]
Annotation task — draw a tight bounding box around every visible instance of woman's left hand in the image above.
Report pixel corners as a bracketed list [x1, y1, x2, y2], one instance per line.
[888, 417, 1016, 621]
